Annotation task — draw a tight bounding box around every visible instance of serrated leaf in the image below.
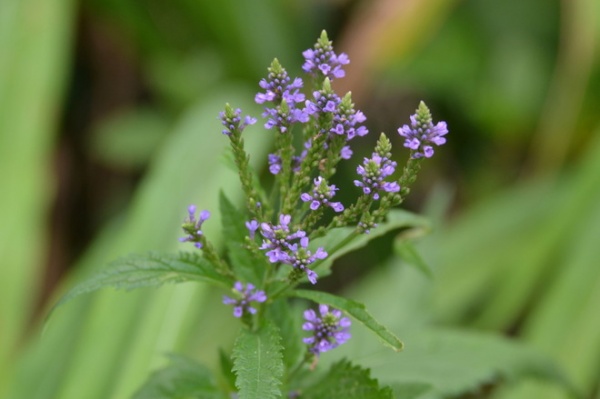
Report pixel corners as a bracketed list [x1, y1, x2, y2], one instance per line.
[301, 359, 393, 399]
[232, 322, 284, 399]
[394, 240, 433, 278]
[291, 289, 403, 352]
[219, 191, 267, 284]
[265, 298, 305, 371]
[310, 209, 429, 279]
[49, 252, 232, 317]
[132, 354, 225, 399]
[218, 348, 236, 392]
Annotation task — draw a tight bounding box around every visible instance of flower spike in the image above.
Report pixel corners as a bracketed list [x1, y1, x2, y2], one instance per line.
[398, 101, 448, 158]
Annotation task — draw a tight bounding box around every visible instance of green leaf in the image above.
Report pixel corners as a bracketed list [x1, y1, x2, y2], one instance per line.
[232, 322, 284, 399]
[0, 0, 75, 383]
[218, 348, 236, 393]
[310, 209, 429, 279]
[388, 382, 432, 399]
[290, 289, 403, 352]
[394, 240, 433, 278]
[301, 359, 393, 399]
[50, 252, 231, 316]
[265, 298, 305, 371]
[353, 328, 574, 398]
[219, 191, 267, 285]
[132, 354, 225, 399]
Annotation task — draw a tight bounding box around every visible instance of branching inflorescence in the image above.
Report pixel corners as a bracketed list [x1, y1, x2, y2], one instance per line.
[53, 29, 450, 398]
[182, 30, 447, 368]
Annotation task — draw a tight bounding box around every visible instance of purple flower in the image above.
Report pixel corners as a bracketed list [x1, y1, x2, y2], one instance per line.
[305, 89, 341, 116]
[302, 31, 350, 81]
[340, 146, 353, 160]
[246, 220, 259, 239]
[263, 101, 310, 133]
[283, 237, 327, 284]
[180, 205, 210, 249]
[259, 214, 306, 263]
[398, 101, 448, 158]
[301, 176, 344, 213]
[223, 282, 267, 318]
[329, 94, 368, 141]
[268, 153, 283, 175]
[303, 304, 351, 355]
[219, 107, 256, 136]
[255, 60, 305, 107]
[256, 59, 310, 133]
[267, 140, 310, 175]
[354, 153, 400, 200]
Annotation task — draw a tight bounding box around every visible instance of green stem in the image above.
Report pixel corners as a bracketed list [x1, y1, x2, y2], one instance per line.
[286, 352, 313, 384]
[229, 132, 265, 217]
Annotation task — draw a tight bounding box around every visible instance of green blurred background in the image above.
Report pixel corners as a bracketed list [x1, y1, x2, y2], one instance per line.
[1, 0, 599, 398]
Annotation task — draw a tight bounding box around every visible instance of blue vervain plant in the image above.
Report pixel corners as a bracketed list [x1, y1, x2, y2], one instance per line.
[51, 31, 449, 398]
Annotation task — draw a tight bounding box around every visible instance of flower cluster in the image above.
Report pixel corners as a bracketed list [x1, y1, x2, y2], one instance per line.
[267, 140, 310, 176]
[354, 153, 400, 200]
[305, 86, 341, 116]
[302, 31, 350, 81]
[286, 237, 327, 284]
[223, 282, 267, 318]
[258, 214, 306, 263]
[178, 31, 448, 364]
[55, 31, 456, 399]
[301, 176, 344, 212]
[219, 108, 256, 136]
[329, 93, 368, 140]
[303, 305, 351, 355]
[398, 101, 448, 158]
[256, 59, 309, 133]
[255, 214, 326, 284]
[179, 206, 210, 249]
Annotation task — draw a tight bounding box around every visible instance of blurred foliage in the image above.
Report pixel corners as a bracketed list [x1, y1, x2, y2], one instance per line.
[1, 0, 599, 398]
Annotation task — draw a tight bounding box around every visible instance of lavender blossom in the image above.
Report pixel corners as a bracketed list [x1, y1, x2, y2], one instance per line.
[263, 100, 310, 133]
[267, 140, 310, 175]
[246, 220, 259, 239]
[305, 84, 341, 117]
[354, 153, 400, 200]
[303, 305, 351, 355]
[259, 214, 306, 263]
[329, 93, 368, 140]
[268, 153, 283, 175]
[302, 31, 350, 81]
[284, 237, 327, 284]
[256, 59, 309, 133]
[255, 59, 305, 107]
[340, 146, 353, 160]
[219, 106, 256, 136]
[398, 101, 448, 158]
[301, 176, 344, 213]
[223, 282, 267, 318]
[180, 205, 210, 249]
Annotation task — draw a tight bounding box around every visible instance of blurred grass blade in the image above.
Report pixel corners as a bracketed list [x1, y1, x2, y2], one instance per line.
[0, 0, 75, 393]
[9, 88, 271, 399]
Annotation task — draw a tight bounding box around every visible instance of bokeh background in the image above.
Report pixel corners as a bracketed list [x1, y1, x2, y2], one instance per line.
[1, 0, 599, 398]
